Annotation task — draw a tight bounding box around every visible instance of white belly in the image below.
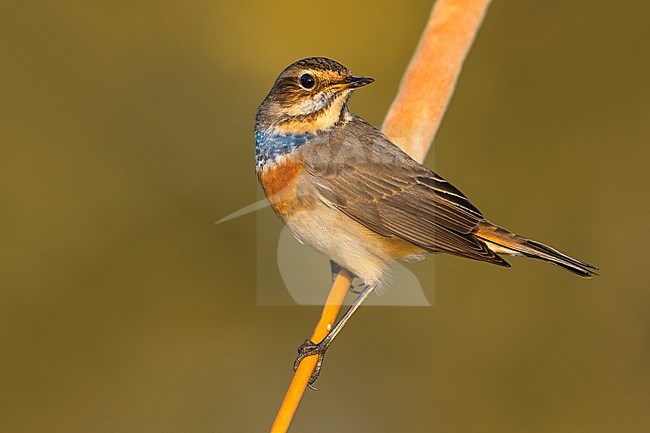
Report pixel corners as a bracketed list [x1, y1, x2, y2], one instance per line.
[284, 203, 392, 286]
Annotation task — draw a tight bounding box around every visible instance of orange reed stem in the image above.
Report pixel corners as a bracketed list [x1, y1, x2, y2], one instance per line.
[382, 0, 493, 161]
[270, 270, 351, 433]
[270, 1, 492, 431]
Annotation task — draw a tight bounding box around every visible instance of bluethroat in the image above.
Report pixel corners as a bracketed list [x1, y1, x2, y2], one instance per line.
[255, 57, 597, 384]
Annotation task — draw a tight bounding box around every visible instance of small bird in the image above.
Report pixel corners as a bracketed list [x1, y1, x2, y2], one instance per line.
[255, 57, 597, 384]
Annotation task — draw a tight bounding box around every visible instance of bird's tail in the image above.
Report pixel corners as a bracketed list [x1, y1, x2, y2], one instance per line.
[475, 221, 598, 278]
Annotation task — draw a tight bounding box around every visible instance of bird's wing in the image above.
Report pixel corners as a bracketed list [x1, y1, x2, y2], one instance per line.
[302, 126, 509, 266]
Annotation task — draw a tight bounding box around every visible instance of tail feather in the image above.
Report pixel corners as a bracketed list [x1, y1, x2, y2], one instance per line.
[475, 221, 598, 278]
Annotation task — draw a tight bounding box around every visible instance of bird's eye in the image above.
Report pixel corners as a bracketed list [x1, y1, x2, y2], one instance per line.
[300, 73, 315, 89]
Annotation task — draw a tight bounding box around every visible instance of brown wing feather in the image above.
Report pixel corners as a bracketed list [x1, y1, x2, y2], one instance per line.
[303, 116, 509, 267]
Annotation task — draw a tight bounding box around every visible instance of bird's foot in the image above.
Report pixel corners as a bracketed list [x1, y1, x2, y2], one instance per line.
[293, 339, 328, 388]
[348, 280, 367, 294]
[329, 261, 364, 294]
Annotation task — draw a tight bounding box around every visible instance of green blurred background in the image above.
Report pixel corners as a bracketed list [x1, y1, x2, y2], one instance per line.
[2, 1, 649, 432]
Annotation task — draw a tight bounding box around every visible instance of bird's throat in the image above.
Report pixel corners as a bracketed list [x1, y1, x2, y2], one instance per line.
[273, 91, 350, 135]
[255, 131, 311, 171]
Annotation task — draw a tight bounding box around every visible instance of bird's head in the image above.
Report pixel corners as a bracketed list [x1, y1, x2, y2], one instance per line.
[256, 57, 374, 135]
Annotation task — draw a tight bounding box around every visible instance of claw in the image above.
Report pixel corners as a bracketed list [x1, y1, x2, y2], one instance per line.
[293, 339, 325, 370]
[348, 281, 367, 294]
[294, 339, 328, 386]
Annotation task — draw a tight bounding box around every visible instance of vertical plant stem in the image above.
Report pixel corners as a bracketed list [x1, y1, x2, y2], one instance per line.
[382, 0, 492, 161]
[270, 271, 351, 433]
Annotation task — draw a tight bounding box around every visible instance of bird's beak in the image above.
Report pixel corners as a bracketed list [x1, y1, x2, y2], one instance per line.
[344, 76, 375, 88]
[330, 76, 375, 91]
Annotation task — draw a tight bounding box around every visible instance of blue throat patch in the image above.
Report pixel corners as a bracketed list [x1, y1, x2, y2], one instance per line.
[255, 131, 311, 170]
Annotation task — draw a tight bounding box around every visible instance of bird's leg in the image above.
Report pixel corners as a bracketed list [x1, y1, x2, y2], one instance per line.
[294, 282, 376, 386]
